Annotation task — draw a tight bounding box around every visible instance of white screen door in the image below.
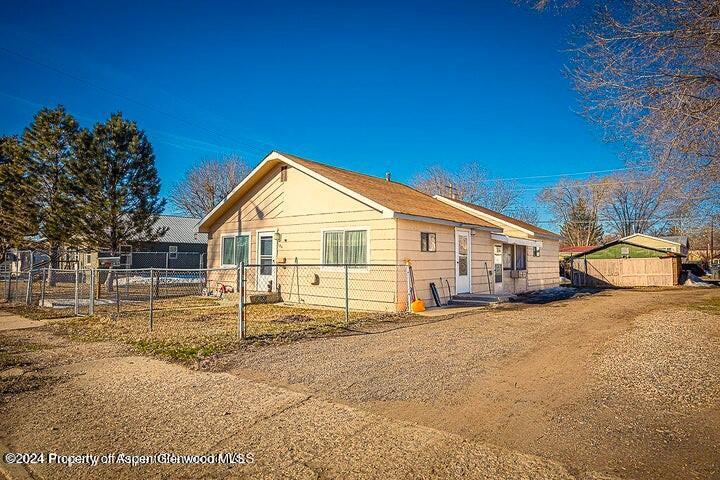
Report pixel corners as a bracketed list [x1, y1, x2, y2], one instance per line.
[493, 244, 503, 294]
[257, 233, 275, 290]
[455, 230, 471, 293]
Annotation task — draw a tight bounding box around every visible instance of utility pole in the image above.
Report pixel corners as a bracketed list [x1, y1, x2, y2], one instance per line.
[711, 214, 715, 262]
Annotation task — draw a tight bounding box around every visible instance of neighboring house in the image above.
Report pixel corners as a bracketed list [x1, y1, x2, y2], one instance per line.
[559, 245, 598, 260]
[621, 233, 689, 256]
[119, 215, 208, 269]
[568, 235, 683, 287]
[197, 151, 560, 311]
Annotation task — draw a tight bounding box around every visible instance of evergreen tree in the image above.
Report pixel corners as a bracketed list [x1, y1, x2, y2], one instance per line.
[72, 113, 166, 255]
[21, 106, 82, 264]
[560, 197, 604, 247]
[0, 136, 39, 256]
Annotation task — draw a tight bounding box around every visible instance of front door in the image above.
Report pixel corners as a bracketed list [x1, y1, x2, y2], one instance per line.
[257, 232, 275, 291]
[455, 229, 471, 293]
[493, 244, 504, 294]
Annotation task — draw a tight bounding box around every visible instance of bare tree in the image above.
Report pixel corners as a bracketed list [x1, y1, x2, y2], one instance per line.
[539, 178, 606, 246]
[411, 161, 518, 213]
[599, 170, 689, 237]
[570, 0, 720, 206]
[510, 205, 540, 225]
[169, 155, 250, 218]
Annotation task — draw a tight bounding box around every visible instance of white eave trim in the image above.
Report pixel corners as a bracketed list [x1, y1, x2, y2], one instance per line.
[491, 233, 543, 248]
[197, 151, 394, 232]
[394, 212, 501, 232]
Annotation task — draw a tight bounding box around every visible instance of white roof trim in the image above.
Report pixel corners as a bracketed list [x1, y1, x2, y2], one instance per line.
[394, 212, 501, 232]
[491, 233, 542, 248]
[434, 196, 536, 236]
[198, 151, 393, 231]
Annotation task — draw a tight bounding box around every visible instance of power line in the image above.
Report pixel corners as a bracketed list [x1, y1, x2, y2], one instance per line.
[486, 166, 640, 183]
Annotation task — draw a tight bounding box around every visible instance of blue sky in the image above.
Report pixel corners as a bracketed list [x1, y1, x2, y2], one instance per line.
[0, 0, 621, 221]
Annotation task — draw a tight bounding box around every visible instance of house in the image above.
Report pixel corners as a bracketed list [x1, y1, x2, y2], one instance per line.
[197, 151, 561, 311]
[568, 235, 684, 287]
[118, 215, 208, 269]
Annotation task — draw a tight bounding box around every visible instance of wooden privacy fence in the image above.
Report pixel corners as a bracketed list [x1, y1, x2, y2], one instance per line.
[571, 256, 681, 287]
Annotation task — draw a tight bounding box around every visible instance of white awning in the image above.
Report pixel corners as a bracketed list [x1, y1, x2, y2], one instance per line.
[491, 233, 543, 248]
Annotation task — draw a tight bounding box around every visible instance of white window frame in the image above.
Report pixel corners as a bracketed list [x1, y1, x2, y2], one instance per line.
[220, 232, 251, 267]
[320, 227, 370, 271]
[168, 245, 178, 260]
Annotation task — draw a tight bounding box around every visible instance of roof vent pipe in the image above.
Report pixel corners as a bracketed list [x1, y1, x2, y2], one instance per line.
[385, 172, 391, 182]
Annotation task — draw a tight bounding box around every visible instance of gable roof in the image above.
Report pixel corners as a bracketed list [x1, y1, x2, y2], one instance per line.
[154, 215, 207, 244]
[198, 151, 500, 232]
[434, 196, 560, 239]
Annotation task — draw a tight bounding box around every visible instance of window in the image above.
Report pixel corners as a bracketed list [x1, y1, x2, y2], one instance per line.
[322, 229, 368, 266]
[502, 244, 527, 270]
[168, 245, 178, 260]
[221, 235, 250, 266]
[532, 246, 541, 257]
[502, 244, 514, 270]
[515, 245, 527, 270]
[420, 232, 436, 252]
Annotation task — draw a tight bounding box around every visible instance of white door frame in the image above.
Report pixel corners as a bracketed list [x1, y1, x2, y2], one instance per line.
[493, 244, 504, 294]
[256, 230, 277, 290]
[455, 228, 472, 294]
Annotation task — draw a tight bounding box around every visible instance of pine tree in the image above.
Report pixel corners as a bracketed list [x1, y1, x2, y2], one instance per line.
[0, 136, 40, 256]
[560, 197, 604, 247]
[72, 113, 166, 255]
[21, 106, 82, 265]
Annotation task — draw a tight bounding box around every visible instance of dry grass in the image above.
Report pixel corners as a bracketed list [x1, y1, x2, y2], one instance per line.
[39, 296, 404, 363]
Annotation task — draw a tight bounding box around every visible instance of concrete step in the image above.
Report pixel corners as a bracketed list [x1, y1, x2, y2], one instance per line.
[447, 298, 496, 307]
[451, 293, 515, 303]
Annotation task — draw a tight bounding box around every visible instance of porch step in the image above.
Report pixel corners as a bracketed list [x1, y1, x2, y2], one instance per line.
[447, 293, 516, 307]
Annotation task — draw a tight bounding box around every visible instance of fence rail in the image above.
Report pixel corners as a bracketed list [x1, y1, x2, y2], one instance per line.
[1, 263, 411, 339]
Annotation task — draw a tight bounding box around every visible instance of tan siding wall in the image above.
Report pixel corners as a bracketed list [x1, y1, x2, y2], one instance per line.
[526, 239, 560, 291]
[396, 219, 495, 306]
[206, 165, 401, 311]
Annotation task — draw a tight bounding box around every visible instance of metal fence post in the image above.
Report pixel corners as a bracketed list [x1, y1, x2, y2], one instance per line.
[89, 269, 95, 315]
[40, 267, 46, 307]
[74, 268, 79, 316]
[238, 263, 245, 340]
[25, 254, 34, 305]
[344, 264, 350, 322]
[405, 262, 413, 312]
[115, 270, 120, 317]
[25, 272, 32, 305]
[149, 267, 154, 331]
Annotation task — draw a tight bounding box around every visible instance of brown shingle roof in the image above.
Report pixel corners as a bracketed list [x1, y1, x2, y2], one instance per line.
[439, 196, 560, 238]
[280, 152, 498, 229]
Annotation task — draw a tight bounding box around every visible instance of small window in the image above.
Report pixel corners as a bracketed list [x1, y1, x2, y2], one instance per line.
[169, 246, 178, 260]
[420, 232, 436, 252]
[221, 235, 249, 266]
[502, 244, 514, 270]
[532, 246, 541, 257]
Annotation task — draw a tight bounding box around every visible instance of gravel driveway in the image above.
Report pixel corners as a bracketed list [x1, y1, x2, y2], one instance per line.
[216, 288, 720, 480]
[0, 329, 608, 480]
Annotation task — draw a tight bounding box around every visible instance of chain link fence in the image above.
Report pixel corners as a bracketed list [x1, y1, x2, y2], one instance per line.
[1, 263, 412, 341]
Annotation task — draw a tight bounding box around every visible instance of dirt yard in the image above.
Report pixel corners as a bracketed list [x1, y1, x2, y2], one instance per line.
[215, 288, 720, 480]
[1, 288, 719, 479]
